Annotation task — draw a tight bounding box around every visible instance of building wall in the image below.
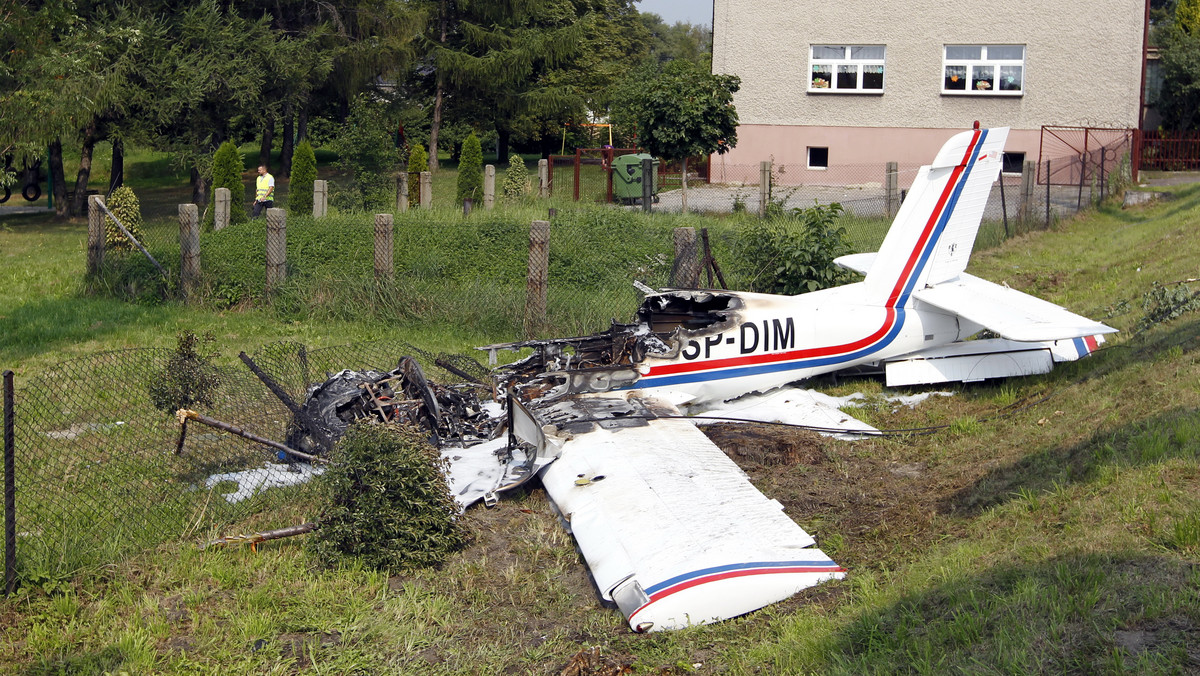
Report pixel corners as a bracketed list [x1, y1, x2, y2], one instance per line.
[711, 0, 1145, 172]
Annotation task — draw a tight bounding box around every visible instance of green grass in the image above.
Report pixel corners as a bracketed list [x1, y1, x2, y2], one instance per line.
[3, 153, 1200, 673]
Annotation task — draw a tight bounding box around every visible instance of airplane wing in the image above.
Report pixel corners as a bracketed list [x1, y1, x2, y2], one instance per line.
[912, 272, 1117, 342]
[513, 392, 845, 632]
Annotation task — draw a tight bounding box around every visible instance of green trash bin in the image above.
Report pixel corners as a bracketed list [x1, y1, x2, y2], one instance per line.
[612, 153, 658, 204]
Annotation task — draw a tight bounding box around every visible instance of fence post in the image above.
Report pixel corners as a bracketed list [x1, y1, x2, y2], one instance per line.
[758, 160, 771, 218]
[179, 204, 200, 300]
[265, 208, 286, 290]
[1020, 160, 1036, 224]
[484, 164, 495, 210]
[87, 194, 105, 275]
[374, 213, 394, 283]
[1046, 160, 1052, 229]
[3, 370, 14, 597]
[463, 199, 472, 216]
[642, 158, 653, 213]
[213, 187, 230, 231]
[313, 180, 327, 218]
[419, 171, 432, 209]
[671, 227, 700, 289]
[396, 175, 408, 213]
[885, 161, 899, 217]
[538, 159, 549, 198]
[525, 220, 550, 338]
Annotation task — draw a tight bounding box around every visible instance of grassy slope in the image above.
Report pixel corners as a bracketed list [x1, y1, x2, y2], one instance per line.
[1, 185, 1199, 673]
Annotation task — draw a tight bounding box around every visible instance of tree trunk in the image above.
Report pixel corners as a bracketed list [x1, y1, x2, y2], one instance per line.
[48, 138, 68, 219]
[108, 137, 124, 195]
[297, 105, 308, 142]
[428, 1, 448, 172]
[70, 121, 97, 217]
[259, 117, 274, 169]
[280, 101, 294, 176]
[681, 156, 689, 214]
[191, 166, 209, 208]
[497, 126, 510, 164]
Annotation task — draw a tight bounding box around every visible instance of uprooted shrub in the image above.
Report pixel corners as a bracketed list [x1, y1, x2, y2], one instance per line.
[307, 422, 467, 571]
[147, 331, 222, 414]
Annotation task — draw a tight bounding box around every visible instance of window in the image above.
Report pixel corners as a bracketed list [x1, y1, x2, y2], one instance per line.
[808, 147, 829, 169]
[809, 45, 885, 93]
[943, 45, 1024, 95]
[1002, 152, 1025, 174]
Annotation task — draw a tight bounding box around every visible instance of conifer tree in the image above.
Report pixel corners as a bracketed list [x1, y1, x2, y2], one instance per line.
[501, 154, 530, 201]
[456, 132, 483, 203]
[407, 144, 427, 207]
[105, 185, 144, 250]
[208, 141, 247, 227]
[289, 140, 317, 214]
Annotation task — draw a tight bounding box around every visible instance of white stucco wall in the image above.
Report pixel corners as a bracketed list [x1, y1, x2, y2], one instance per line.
[712, 0, 1145, 135]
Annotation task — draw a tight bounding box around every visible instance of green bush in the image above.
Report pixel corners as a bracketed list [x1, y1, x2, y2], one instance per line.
[501, 154, 530, 201]
[307, 422, 467, 571]
[289, 140, 317, 215]
[104, 185, 144, 251]
[407, 144, 427, 207]
[456, 132, 483, 204]
[208, 141, 247, 229]
[736, 202, 857, 294]
[333, 94, 399, 211]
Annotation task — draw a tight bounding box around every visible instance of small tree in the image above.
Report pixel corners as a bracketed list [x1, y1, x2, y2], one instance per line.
[104, 185, 144, 251]
[407, 143, 427, 208]
[456, 132, 483, 204]
[613, 60, 740, 212]
[332, 94, 399, 211]
[501, 154, 530, 201]
[208, 141, 246, 228]
[289, 140, 317, 214]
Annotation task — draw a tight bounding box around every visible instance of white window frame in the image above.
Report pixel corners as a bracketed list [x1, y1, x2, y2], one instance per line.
[942, 44, 1025, 96]
[808, 45, 886, 94]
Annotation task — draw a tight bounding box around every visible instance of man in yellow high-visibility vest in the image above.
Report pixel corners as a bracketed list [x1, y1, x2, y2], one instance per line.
[251, 165, 275, 218]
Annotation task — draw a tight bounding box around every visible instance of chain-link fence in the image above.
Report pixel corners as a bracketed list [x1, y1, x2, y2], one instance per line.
[0, 339, 489, 584]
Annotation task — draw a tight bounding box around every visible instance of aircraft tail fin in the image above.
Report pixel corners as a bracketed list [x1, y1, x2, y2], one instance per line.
[863, 127, 1009, 307]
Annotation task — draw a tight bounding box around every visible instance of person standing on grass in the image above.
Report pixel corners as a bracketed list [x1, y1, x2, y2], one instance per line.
[252, 165, 275, 218]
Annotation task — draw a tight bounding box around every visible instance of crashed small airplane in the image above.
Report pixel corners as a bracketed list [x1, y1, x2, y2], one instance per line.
[275, 126, 1113, 633]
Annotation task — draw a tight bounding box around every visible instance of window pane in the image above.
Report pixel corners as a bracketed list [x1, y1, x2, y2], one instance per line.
[945, 65, 967, 90]
[987, 45, 1024, 60]
[862, 64, 884, 89]
[811, 64, 832, 89]
[946, 45, 981, 60]
[851, 45, 885, 60]
[812, 45, 845, 60]
[836, 64, 858, 89]
[972, 65, 995, 91]
[999, 65, 1023, 91]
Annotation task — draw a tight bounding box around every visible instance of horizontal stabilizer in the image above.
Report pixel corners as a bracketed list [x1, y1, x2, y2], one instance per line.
[833, 252, 876, 276]
[913, 273, 1117, 342]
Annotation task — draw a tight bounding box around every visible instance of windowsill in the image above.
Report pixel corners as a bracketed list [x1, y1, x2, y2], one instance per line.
[807, 166, 829, 170]
[941, 90, 1024, 97]
[807, 89, 886, 95]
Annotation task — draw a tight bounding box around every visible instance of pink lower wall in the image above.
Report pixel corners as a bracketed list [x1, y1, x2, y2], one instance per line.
[710, 125, 1042, 186]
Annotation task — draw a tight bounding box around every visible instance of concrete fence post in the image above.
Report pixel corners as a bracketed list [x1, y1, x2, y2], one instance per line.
[1020, 160, 1036, 224]
[396, 174, 409, 212]
[419, 171, 432, 209]
[87, 195, 105, 275]
[525, 220, 551, 338]
[214, 187, 230, 231]
[265, 208, 286, 290]
[313, 180, 328, 218]
[538, 159, 549, 198]
[374, 213, 394, 283]
[642, 158, 654, 213]
[758, 161, 771, 218]
[179, 203, 200, 300]
[671, 227, 700, 289]
[885, 161, 900, 217]
[484, 164, 495, 210]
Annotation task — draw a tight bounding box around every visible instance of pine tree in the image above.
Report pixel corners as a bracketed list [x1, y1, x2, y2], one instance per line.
[501, 154, 530, 201]
[407, 144, 427, 207]
[105, 185, 143, 250]
[289, 140, 317, 214]
[208, 141, 246, 228]
[456, 132, 483, 203]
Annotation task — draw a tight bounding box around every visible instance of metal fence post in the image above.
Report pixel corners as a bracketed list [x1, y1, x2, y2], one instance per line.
[885, 161, 899, 217]
[265, 208, 286, 290]
[525, 220, 550, 338]
[758, 161, 771, 218]
[538, 159, 549, 198]
[179, 204, 200, 300]
[642, 158, 653, 213]
[1020, 160, 1036, 224]
[1046, 160, 1052, 229]
[671, 227, 700, 289]
[484, 164, 495, 210]
[419, 171, 432, 209]
[87, 194, 105, 275]
[313, 180, 328, 218]
[374, 213, 394, 283]
[3, 370, 14, 597]
[396, 175, 409, 213]
[214, 187, 230, 231]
